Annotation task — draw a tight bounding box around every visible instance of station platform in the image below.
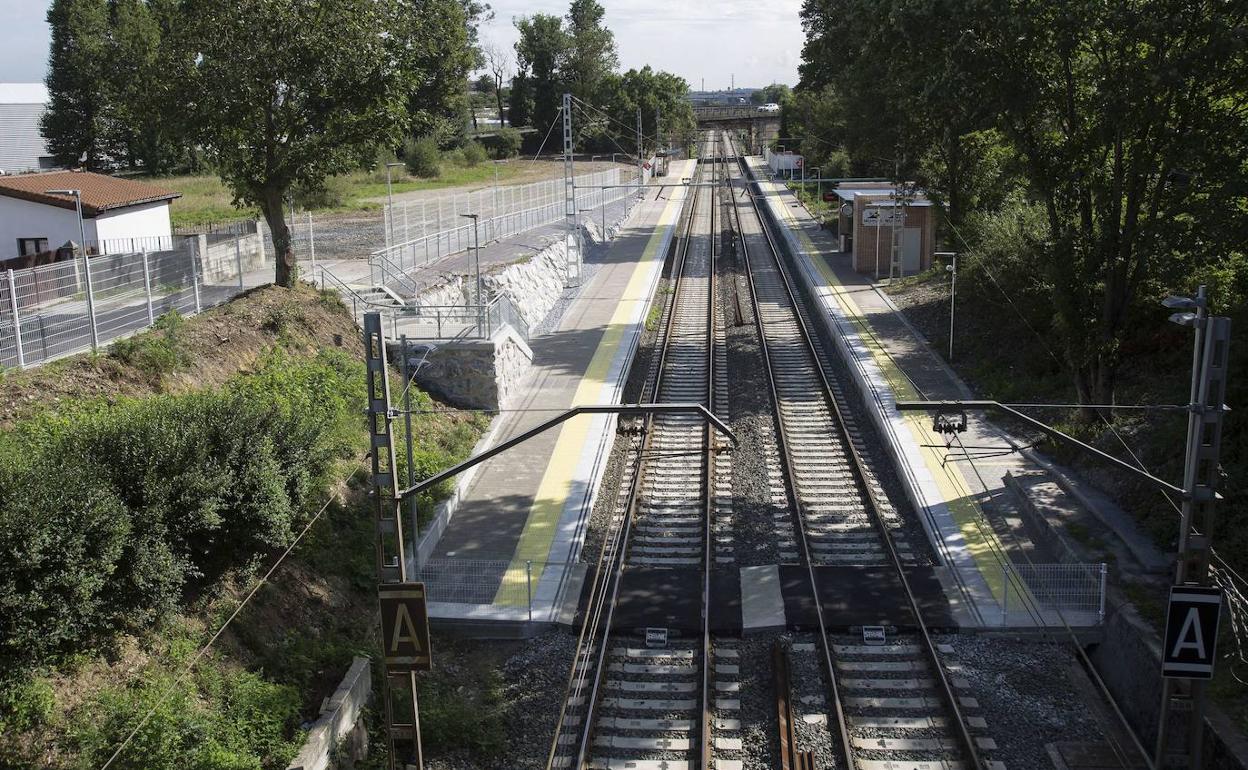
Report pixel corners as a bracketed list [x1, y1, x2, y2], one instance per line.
[742, 156, 1106, 629]
[415, 160, 697, 627]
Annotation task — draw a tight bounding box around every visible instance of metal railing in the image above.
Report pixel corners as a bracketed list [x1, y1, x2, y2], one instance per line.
[972, 562, 1108, 627]
[315, 263, 529, 343]
[1, 234, 262, 370]
[369, 253, 421, 298]
[371, 169, 630, 274]
[416, 558, 572, 618]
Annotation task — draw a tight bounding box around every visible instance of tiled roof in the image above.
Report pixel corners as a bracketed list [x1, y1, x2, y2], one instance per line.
[0, 170, 180, 216]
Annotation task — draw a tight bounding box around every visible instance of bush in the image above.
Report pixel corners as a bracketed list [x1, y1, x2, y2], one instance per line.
[66, 664, 303, 770]
[460, 140, 488, 167]
[0, 350, 365, 673]
[110, 310, 189, 377]
[292, 175, 351, 210]
[404, 136, 440, 178]
[490, 127, 522, 159]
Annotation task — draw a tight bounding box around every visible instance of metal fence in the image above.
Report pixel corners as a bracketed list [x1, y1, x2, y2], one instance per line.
[416, 558, 573, 617]
[975, 562, 1108, 627]
[370, 168, 631, 277]
[0, 233, 263, 370]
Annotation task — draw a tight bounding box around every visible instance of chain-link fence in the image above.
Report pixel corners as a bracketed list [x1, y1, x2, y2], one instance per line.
[0, 228, 266, 370]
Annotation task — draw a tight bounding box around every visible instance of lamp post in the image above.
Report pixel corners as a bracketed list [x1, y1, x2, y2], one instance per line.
[46, 188, 96, 349]
[385, 161, 405, 249]
[810, 167, 821, 202]
[459, 213, 483, 334]
[936, 252, 957, 361]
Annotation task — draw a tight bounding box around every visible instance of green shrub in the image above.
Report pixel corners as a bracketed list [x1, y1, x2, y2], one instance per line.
[292, 175, 351, 210]
[0, 676, 54, 733]
[0, 350, 365, 673]
[490, 127, 522, 159]
[110, 310, 189, 377]
[460, 140, 488, 167]
[66, 664, 303, 770]
[404, 136, 440, 178]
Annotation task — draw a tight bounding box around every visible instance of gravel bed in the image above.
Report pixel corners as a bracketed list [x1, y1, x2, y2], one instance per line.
[725, 633, 783, 770]
[936, 634, 1109, 769]
[785, 632, 841, 769]
[422, 630, 578, 770]
[722, 238, 789, 566]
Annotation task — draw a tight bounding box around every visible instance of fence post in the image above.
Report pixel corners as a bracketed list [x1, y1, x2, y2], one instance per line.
[1098, 563, 1107, 623]
[6, 269, 24, 368]
[526, 560, 533, 622]
[308, 212, 316, 273]
[141, 250, 155, 326]
[82, 249, 100, 350]
[190, 241, 202, 314]
[1000, 563, 1009, 625]
[235, 235, 244, 289]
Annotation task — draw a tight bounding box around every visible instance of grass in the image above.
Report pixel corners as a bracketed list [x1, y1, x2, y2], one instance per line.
[162, 161, 530, 229]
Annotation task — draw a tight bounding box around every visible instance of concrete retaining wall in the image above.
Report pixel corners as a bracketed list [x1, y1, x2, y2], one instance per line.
[286, 657, 371, 770]
[402, 326, 532, 411]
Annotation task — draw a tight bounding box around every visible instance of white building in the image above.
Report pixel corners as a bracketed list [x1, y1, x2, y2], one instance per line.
[0, 170, 180, 263]
[0, 83, 55, 174]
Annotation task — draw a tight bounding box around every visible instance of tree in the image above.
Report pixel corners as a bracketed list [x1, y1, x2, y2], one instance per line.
[562, 0, 616, 103]
[42, 0, 111, 170]
[405, 0, 477, 144]
[182, 0, 416, 287]
[482, 39, 511, 126]
[596, 66, 696, 156]
[514, 14, 566, 134]
[508, 71, 533, 128]
[751, 83, 792, 105]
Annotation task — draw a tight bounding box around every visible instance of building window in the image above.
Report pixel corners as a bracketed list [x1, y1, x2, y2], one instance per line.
[17, 238, 49, 257]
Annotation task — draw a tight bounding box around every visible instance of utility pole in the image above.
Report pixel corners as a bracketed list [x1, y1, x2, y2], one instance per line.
[636, 108, 643, 197]
[363, 314, 424, 770]
[563, 93, 580, 286]
[1155, 285, 1232, 770]
[936, 252, 958, 361]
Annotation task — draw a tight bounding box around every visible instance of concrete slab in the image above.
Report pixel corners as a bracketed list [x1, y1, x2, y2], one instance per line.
[739, 565, 786, 632]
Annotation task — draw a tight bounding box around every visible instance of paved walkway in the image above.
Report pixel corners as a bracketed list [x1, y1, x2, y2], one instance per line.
[746, 157, 1105, 627]
[416, 161, 696, 621]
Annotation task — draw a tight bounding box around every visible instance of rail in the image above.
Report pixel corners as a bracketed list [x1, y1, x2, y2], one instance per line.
[730, 132, 985, 768]
[545, 135, 714, 770]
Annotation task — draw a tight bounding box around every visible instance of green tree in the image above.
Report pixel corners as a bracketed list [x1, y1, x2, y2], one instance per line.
[42, 0, 111, 169]
[514, 13, 567, 133]
[508, 71, 533, 128]
[181, 0, 417, 287]
[596, 66, 696, 156]
[562, 0, 616, 103]
[751, 83, 792, 105]
[405, 0, 478, 145]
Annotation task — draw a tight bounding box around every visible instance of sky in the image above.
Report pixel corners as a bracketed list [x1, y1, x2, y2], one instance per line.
[0, 0, 803, 89]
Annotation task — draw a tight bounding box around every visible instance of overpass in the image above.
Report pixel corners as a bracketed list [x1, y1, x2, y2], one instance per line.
[691, 105, 780, 152]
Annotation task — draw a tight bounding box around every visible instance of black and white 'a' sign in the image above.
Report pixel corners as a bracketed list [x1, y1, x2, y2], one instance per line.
[1162, 585, 1222, 679]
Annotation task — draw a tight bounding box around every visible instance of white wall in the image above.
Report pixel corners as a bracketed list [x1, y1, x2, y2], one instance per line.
[94, 201, 172, 243]
[0, 196, 98, 258]
[0, 197, 172, 259]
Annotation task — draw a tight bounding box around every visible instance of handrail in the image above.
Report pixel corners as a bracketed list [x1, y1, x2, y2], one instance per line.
[369, 253, 421, 297]
[313, 264, 403, 311]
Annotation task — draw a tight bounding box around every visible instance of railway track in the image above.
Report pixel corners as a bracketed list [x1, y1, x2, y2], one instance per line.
[725, 130, 1001, 770]
[547, 132, 722, 770]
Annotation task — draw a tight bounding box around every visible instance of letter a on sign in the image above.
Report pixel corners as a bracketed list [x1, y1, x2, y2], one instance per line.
[1162, 585, 1221, 679]
[379, 583, 432, 672]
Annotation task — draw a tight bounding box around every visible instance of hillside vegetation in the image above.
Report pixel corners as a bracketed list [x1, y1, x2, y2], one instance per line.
[0, 286, 488, 769]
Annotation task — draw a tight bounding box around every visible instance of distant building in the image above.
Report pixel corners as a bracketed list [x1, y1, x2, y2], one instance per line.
[0, 83, 55, 174]
[0, 170, 180, 263]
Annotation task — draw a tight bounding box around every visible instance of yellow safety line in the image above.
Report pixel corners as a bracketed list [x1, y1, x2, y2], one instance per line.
[752, 166, 1012, 604]
[494, 170, 693, 604]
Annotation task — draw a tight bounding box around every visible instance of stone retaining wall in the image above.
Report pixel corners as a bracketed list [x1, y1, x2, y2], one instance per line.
[286, 657, 371, 770]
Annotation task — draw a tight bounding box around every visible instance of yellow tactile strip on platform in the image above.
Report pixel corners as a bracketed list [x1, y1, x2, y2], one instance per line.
[755, 171, 1014, 605]
[494, 178, 691, 604]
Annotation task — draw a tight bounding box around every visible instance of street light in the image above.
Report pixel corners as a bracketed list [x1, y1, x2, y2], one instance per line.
[46, 187, 97, 349]
[384, 161, 405, 249]
[459, 213, 484, 334]
[935, 252, 958, 361]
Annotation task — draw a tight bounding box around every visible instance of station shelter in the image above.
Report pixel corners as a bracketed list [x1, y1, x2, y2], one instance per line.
[830, 183, 936, 277]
